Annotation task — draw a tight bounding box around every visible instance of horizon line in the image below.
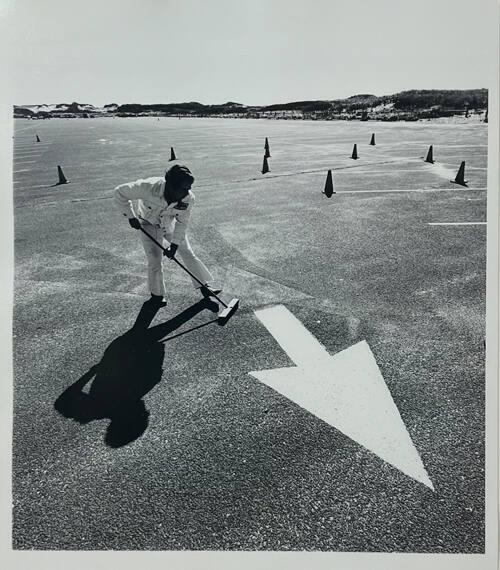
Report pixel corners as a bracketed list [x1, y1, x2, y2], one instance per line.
[15, 87, 489, 108]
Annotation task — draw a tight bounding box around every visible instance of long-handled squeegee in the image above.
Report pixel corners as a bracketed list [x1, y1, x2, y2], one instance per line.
[138, 226, 239, 326]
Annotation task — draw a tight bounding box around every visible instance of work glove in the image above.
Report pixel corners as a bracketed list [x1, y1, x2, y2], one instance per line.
[164, 243, 178, 259]
[128, 217, 141, 230]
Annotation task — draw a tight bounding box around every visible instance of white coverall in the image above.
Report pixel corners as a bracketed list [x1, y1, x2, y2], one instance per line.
[114, 176, 213, 297]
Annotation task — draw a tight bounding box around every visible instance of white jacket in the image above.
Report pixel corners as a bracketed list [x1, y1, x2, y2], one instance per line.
[114, 176, 195, 245]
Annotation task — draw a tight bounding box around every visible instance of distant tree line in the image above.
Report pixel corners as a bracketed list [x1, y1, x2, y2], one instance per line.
[14, 89, 488, 120]
[116, 102, 247, 115]
[113, 90, 487, 115]
[390, 89, 488, 110]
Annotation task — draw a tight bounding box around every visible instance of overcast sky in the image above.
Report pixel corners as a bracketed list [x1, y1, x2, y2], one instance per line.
[1, 0, 497, 106]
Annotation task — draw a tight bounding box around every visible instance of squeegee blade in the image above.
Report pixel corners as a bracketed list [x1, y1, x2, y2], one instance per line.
[217, 299, 239, 326]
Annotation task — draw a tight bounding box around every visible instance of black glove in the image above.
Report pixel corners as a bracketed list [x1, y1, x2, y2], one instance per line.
[128, 217, 141, 230]
[163, 243, 178, 259]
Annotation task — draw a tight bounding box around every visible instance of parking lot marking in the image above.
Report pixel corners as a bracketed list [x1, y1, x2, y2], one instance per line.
[337, 187, 486, 194]
[335, 168, 436, 175]
[438, 163, 487, 170]
[14, 144, 50, 149]
[249, 304, 434, 490]
[13, 184, 49, 191]
[428, 222, 486, 226]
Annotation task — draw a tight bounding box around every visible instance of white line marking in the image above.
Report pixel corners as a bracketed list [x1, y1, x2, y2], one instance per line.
[382, 142, 488, 148]
[14, 140, 52, 144]
[336, 168, 431, 175]
[337, 187, 486, 194]
[14, 146, 49, 149]
[438, 163, 487, 170]
[249, 304, 434, 490]
[13, 169, 31, 173]
[441, 144, 488, 148]
[428, 222, 486, 226]
[13, 184, 48, 190]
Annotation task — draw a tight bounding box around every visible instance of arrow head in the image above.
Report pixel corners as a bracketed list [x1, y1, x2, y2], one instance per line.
[249, 306, 434, 490]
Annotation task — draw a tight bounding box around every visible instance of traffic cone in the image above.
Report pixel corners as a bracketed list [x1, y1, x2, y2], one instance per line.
[262, 155, 269, 174]
[36, 134, 41, 143]
[451, 161, 467, 187]
[351, 144, 358, 159]
[369, 133, 375, 146]
[264, 137, 271, 158]
[323, 170, 335, 197]
[55, 165, 69, 185]
[484, 109, 488, 123]
[169, 147, 176, 161]
[425, 145, 434, 164]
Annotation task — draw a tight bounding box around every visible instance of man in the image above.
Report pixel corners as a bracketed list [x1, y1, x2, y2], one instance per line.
[115, 164, 220, 308]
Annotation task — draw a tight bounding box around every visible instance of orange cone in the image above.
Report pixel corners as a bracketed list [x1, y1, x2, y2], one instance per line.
[369, 134, 375, 146]
[425, 145, 434, 164]
[264, 137, 271, 158]
[323, 170, 335, 197]
[261, 155, 269, 174]
[36, 134, 41, 143]
[351, 144, 358, 159]
[451, 161, 467, 187]
[169, 147, 176, 161]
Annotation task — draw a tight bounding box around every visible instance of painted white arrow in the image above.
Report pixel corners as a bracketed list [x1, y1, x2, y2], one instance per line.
[249, 304, 434, 490]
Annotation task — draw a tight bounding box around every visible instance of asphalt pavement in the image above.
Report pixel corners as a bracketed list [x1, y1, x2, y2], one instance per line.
[12, 117, 487, 551]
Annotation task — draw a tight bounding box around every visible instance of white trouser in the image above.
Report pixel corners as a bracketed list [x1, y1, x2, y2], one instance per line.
[139, 222, 213, 297]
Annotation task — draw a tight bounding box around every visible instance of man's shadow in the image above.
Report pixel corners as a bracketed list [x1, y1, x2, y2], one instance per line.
[54, 298, 219, 448]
